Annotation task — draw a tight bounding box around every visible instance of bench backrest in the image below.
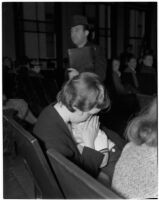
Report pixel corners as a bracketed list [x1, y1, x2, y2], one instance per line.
[3, 114, 64, 199]
[47, 149, 122, 199]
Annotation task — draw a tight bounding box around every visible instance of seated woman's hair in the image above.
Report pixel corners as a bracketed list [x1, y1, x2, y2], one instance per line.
[112, 57, 120, 62]
[57, 72, 110, 112]
[126, 54, 136, 63]
[125, 97, 157, 147]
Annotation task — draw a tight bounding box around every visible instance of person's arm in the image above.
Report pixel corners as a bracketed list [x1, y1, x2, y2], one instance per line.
[77, 144, 108, 168]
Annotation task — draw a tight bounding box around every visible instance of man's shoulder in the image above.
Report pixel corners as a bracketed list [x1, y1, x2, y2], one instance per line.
[86, 41, 100, 49]
[87, 43, 105, 57]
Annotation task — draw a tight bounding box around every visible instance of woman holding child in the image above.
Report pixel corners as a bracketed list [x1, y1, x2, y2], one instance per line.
[33, 72, 123, 179]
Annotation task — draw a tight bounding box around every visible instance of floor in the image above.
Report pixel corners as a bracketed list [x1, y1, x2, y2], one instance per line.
[3, 154, 35, 199]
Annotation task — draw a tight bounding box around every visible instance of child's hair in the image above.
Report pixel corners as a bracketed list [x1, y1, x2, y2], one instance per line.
[125, 97, 157, 147]
[57, 72, 110, 112]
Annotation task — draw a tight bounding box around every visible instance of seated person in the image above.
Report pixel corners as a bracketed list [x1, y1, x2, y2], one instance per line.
[109, 58, 140, 120]
[111, 58, 129, 95]
[112, 97, 157, 199]
[3, 95, 37, 155]
[3, 95, 37, 131]
[122, 55, 139, 94]
[138, 53, 157, 95]
[33, 72, 123, 179]
[119, 44, 134, 72]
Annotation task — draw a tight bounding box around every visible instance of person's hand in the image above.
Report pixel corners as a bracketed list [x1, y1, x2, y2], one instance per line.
[67, 68, 79, 79]
[81, 116, 100, 149]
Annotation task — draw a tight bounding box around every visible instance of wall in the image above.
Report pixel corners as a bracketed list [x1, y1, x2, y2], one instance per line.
[2, 3, 157, 62]
[2, 3, 16, 60]
[116, 6, 125, 57]
[151, 5, 157, 57]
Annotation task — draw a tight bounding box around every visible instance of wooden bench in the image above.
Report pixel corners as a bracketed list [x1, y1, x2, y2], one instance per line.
[3, 113, 64, 199]
[47, 149, 122, 199]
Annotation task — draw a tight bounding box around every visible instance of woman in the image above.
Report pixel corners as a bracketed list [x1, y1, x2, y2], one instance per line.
[112, 97, 158, 198]
[109, 58, 140, 124]
[138, 53, 157, 95]
[122, 55, 139, 94]
[34, 72, 111, 177]
[111, 58, 128, 95]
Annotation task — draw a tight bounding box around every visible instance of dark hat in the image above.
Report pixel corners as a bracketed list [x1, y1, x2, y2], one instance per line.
[70, 15, 88, 28]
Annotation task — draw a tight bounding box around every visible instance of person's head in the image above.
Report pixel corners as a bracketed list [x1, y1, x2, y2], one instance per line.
[126, 44, 133, 53]
[57, 72, 110, 123]
[32, 65, 41, 74]
[125, 97, 157, 147]
[127, 55, 137, 70]
[143, 54, 153, 67]
[70, 15, 89, 48]
[3, 57, 13, 69]
[112, 58, 120, 72]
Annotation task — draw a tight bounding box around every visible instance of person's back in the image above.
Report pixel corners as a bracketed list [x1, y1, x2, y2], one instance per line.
[112, 97, 158, 199]
[112, 142, 157, 198]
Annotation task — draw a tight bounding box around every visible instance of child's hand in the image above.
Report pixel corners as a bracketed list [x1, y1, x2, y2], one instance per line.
[81, 116, 100, 148]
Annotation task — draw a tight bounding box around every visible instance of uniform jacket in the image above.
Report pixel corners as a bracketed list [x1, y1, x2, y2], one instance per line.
[66, 41, 107, 82]
[85, 41, 107, 82]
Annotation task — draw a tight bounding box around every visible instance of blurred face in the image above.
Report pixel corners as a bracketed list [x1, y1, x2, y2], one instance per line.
[112, 60, 120, 71]
[71, 25, 88, 47]
[70, 107, 101, 124]
[33, 65, 41, 73]
[128, 58, 137, 69]
[143, 55, 153, 67]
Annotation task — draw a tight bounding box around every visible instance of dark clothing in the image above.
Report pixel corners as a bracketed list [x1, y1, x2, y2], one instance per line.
[66, 41, 107, 82]
[140, 65, 156, 74]
[33, 104, 104, 177]
[112, 72, 128, 95]
[122, 67, 139, 94]
[85, 42, 107, 82]
[138, 65, 157, 95]
[120, 52, 134, 72]
[107, 69, 140, 127]
[101, 145, 122, 182]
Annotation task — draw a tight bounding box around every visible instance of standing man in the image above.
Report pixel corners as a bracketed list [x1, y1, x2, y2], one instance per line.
[67, 15, 107, 82]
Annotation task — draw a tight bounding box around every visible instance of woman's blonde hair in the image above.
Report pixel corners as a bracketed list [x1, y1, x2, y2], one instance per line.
[125, 97, 157, 147]
[57, 72, 110, 112]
